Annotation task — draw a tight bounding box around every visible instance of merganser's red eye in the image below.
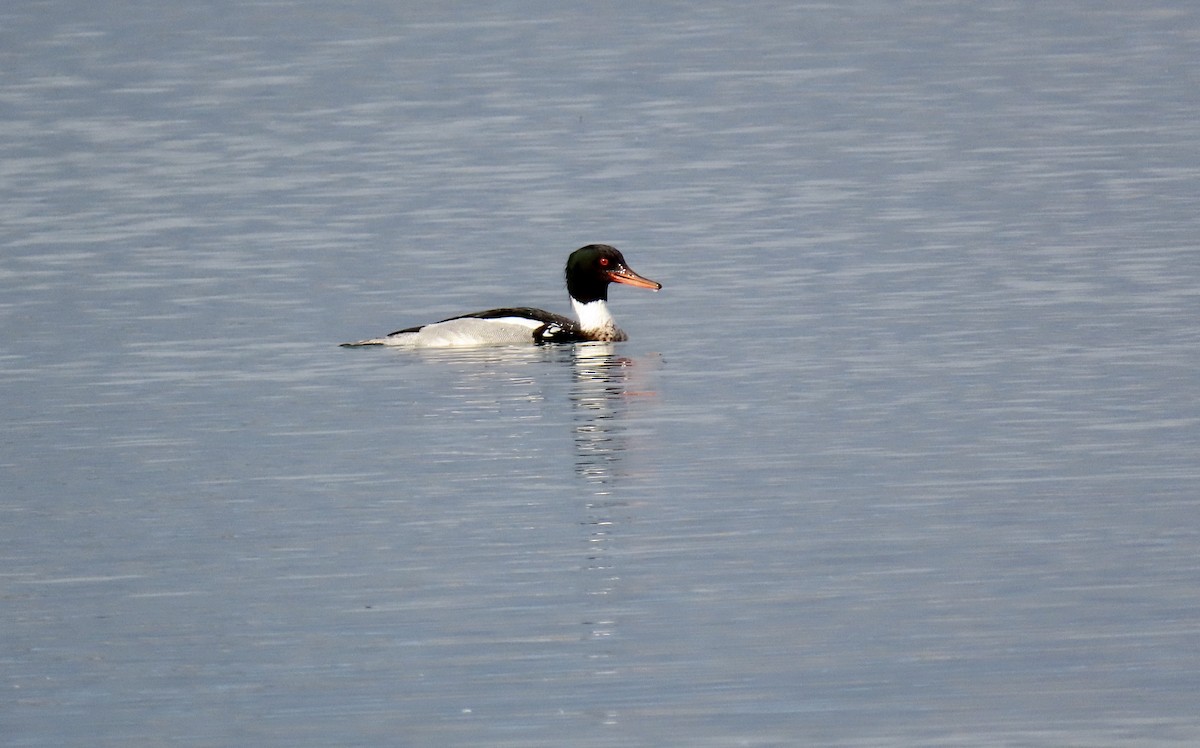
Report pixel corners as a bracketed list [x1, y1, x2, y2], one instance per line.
[599, 257, 609, 267]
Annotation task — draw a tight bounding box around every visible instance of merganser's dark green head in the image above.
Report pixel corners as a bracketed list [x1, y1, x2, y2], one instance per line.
[565, 244, 661, 304]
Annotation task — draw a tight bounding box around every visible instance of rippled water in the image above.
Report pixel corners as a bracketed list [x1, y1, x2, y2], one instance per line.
[4, 1, 1200, 746]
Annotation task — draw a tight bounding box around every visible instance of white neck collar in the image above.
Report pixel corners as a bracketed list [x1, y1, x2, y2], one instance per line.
[572, 297, 616, 333]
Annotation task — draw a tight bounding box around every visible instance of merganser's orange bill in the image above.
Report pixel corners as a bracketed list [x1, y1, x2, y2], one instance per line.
[607, 266, 662, 291]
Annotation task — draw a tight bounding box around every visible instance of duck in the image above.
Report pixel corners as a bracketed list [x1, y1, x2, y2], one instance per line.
[341, 244, 661, 347]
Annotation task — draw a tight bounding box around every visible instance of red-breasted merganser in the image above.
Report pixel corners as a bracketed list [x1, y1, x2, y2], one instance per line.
[341, 244, 661, 348]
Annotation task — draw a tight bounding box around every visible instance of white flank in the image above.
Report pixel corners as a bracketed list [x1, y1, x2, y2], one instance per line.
[388, 317, 543, 348]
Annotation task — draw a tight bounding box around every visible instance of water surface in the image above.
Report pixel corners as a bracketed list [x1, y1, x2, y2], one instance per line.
[3, 1, 1200, 746]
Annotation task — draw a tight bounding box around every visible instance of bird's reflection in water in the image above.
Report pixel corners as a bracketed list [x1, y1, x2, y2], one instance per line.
[411, 341, 657, 716]
[571, 342, 632, 487]
[568, 342, 655, 694]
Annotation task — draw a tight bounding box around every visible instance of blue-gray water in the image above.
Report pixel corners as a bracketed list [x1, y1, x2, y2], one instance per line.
[4, 2, 1199, 746]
